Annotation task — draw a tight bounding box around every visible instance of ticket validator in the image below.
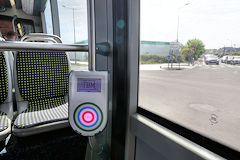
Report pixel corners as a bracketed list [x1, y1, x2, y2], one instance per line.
[69, 71, 108, 136]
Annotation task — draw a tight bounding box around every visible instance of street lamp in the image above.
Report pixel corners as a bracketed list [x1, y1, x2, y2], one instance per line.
[62, 5, 80, 64]
[176, 3, 190, 42]
[175, 3, 189, 69]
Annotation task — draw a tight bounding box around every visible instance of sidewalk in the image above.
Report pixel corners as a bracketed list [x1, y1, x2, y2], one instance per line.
[70, 61, 198, 71]
[70, 61, 88, 71]
[140, 63, 196, 71]
[70, 61, 88, 65]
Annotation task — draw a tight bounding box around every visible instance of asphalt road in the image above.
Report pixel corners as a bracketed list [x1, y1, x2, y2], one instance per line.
[139, 63, 240, 151]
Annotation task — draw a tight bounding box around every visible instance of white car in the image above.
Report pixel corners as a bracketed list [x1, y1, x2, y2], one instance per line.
[205, 55, 219, 65]
[221, 56, 228, 63]
[226, 56, 234, 64]
[231, 56, 240, 65]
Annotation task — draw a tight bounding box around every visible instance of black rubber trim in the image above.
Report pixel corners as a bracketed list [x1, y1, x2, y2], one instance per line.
[137, 107, 240, 160]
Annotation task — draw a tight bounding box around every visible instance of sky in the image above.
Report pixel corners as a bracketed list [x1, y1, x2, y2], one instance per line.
[141, 0, 240, 49]
[45, 0, 240, 49]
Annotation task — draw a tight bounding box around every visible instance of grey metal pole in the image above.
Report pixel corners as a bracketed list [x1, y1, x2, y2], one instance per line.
[0, 41, 88, 51]
[179, 57, 180, 69]
[87, 0, 96, 71]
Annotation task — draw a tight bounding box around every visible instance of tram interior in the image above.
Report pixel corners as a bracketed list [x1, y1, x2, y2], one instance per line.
[0, 0, 239, 160]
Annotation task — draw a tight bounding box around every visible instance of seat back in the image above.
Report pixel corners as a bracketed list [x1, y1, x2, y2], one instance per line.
[0, 51, 13, 118]
[0, 52, 8, 105]
[14, 51, 69, 112]
[0, 51, 13, 135]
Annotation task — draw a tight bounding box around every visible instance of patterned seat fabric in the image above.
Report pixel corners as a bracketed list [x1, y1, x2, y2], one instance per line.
[0, 52, 8, 104]
[14, 101, 68, 128]
[0, 52, 9, 132]
[14, 51, 69, 128]
[0, 111, 9, 132]
[0, 52, 8, 132]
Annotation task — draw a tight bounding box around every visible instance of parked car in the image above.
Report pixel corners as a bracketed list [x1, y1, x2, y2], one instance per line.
[231, 56, 240, 65]
[221, 56, 228, 63]
[204, 54, 212, 62]
[226, 56, 234, 64]
[205, 55, 219, 65]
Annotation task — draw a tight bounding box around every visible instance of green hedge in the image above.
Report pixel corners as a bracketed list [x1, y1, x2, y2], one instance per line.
[231, 52, 240, 56]
[141, 54, 179, 64]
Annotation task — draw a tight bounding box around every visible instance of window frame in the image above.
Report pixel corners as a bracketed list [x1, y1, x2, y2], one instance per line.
[126, 0, 240, 159]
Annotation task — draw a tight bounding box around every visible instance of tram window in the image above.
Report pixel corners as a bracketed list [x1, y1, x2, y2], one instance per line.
[69, 51, 88, 71]
[139, 0, 240, 152]
[57, 0, 88, 69]
[57, 0, 88, 44]
[43, 0, 53, 34]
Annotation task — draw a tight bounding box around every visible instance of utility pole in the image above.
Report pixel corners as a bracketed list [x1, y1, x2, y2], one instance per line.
[176, 3, 189, 69]
[176, 3, 189, 42]
[62, 5, 79, 64]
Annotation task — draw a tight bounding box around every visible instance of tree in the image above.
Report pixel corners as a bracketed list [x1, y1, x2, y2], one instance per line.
[181, 45, 192, 63]
[181, 39, 205, 62]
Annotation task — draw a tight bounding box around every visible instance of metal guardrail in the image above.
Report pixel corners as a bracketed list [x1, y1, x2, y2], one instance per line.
[0, 41, 88, 52]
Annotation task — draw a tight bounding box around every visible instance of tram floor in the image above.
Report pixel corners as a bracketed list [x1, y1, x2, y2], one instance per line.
[0, 127, 87, 160]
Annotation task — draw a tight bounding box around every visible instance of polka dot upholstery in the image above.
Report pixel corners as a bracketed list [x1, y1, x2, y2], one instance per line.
[0, 111, 9, 132]
[0, 52, 9, 132]
[15, 51, 69, 128]
[24, 97, 66, 113]
[0, 52, 8, 104]
[16, 51, 69, 101]
[14, 102, 68, 129]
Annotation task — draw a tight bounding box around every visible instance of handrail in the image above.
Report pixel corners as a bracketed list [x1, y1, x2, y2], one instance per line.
[23, 37, 58, 43]
[21, 33, 62, 43]
[0, 41, 88, 52]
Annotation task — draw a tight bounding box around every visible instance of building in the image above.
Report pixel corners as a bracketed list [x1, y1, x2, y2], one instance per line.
[140, 41, 170, 55]
[218, 47, 240, 55]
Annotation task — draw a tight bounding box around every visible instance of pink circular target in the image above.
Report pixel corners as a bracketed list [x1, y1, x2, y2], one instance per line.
[82, 111, 94, 123]
[78, 107, 99, 127]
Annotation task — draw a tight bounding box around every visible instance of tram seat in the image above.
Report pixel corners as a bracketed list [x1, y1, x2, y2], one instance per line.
[0, 51, 13, 141]
[12, 50, 70, 137]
